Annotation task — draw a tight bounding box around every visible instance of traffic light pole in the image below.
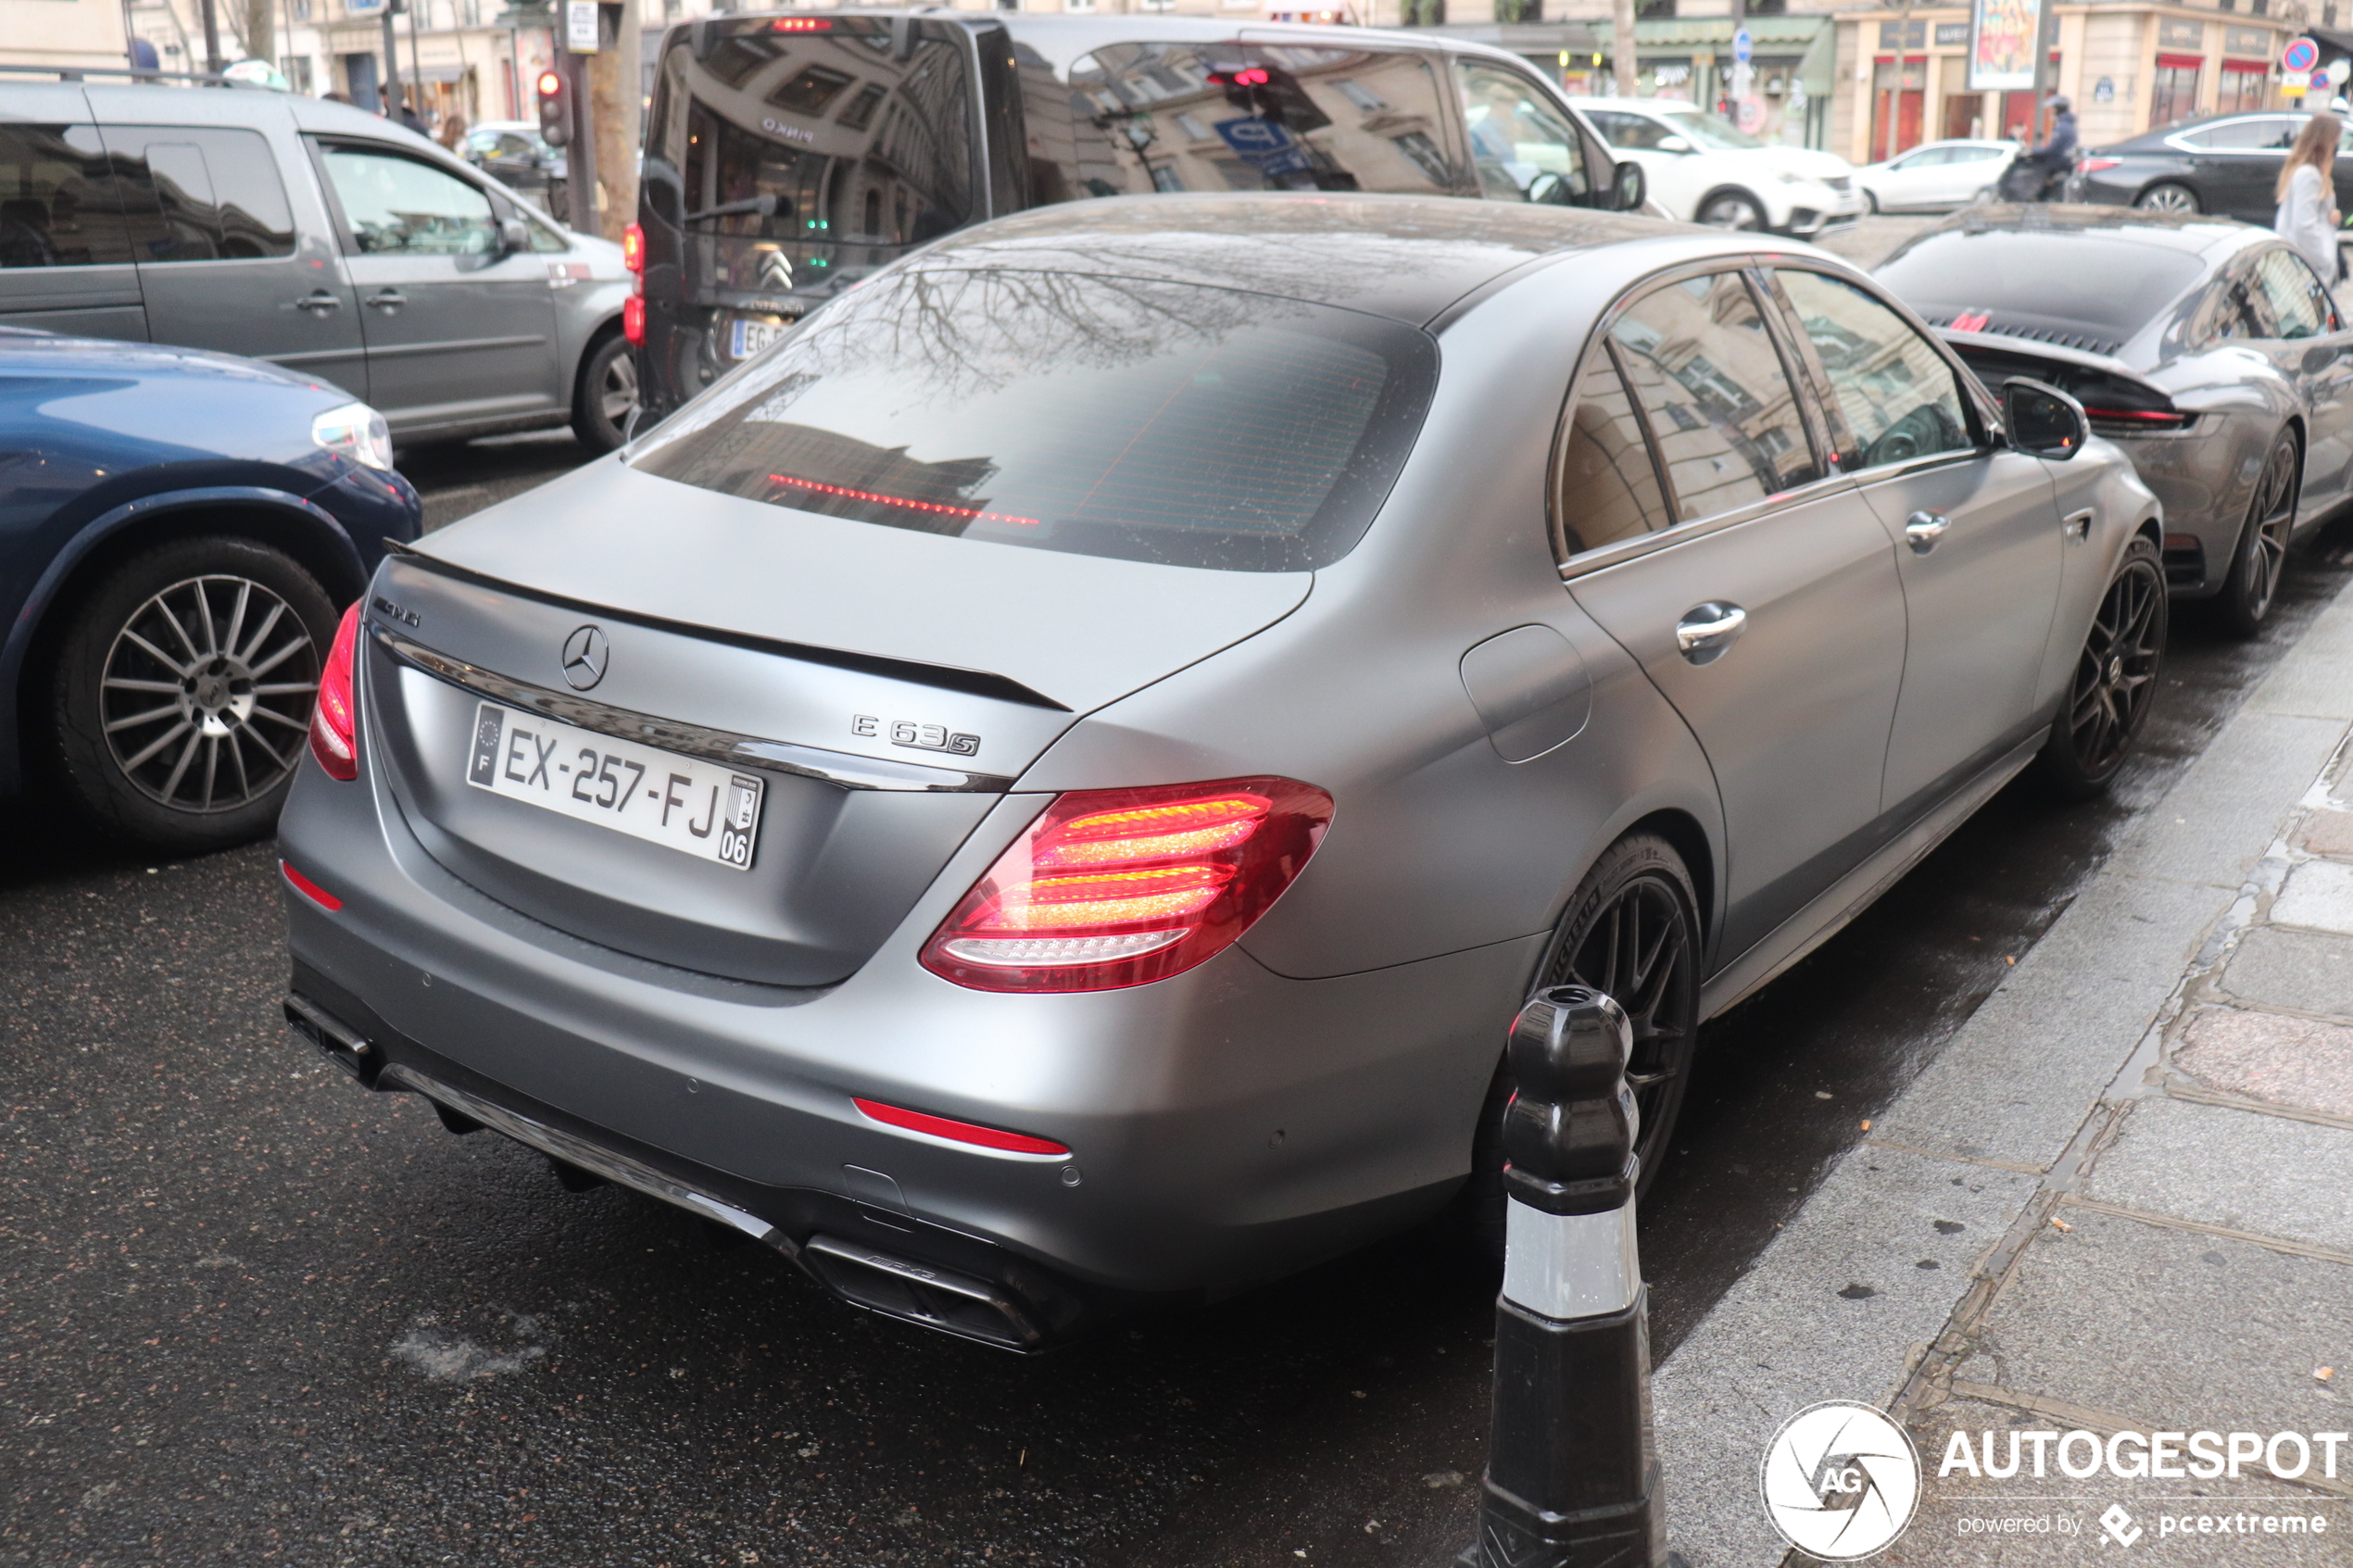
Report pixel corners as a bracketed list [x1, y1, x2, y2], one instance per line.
[564, 44, 598, 236]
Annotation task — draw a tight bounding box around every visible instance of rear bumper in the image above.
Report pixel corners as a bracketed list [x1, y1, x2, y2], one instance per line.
[2093, 408, 2272, 598]
[275, 741, 1530, 1339]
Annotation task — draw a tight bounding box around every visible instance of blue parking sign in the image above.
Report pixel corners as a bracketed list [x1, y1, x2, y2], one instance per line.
[1215, 118, 1294, 157]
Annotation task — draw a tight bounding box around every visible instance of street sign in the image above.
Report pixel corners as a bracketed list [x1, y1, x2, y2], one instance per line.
[2332, 56, 2352, 86]
[1733, 94, 1767, 135]
[1732, 27, 1753, 65]
[346, 0, 385, 14]
[565, 0, 599, 54]
[1214, 118, 1291, 157]
[2283, 35, 2321, 75]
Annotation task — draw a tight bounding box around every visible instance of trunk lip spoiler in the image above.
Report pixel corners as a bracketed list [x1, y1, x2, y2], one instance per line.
[375, 624, 1019, 795]
[382, 538, 1072, 713]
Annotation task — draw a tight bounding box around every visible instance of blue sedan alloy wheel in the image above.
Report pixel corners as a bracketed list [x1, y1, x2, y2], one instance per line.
[51, 536, 336, 850]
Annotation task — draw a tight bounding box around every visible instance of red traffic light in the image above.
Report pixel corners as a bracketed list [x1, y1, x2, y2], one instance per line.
[535, 69, 561, 98]
[535, 67, 570, 147]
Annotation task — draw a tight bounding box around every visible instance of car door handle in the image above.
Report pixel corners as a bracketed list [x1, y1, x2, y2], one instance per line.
[1904, 511, 1952, 553]
[1674, 601, 1747, 664]
[288, 290, 342, 315]
[365, 289, 407, 312]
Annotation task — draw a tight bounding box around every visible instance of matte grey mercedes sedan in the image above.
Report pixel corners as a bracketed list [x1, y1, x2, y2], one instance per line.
[278, 194, 2164, 1349]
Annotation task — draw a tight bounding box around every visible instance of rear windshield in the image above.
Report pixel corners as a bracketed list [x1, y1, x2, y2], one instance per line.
[1874, 229, 2204, 345]
[627, 269, 1437, 571]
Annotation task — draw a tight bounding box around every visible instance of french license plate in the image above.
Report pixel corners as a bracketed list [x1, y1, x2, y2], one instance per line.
[464, 701, 763, 872]
[729, 317, 786, 360]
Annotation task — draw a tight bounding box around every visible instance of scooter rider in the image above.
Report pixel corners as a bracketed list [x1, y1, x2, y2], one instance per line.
[2025, 94, 2078, 196]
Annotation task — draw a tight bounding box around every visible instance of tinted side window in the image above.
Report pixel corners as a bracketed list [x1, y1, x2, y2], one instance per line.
[0, 124, 132, 269]
[1456, 61, 1590, 205]
[1556, 346, 1671, 558]
[2182, 118, 2297, 150]
[318, 144, 497, 255]
[1775, 270, 1972, 470]
[1586, 109, 1667, 151]
[2253, 247, 2332, 339]
[1608, 271, 1819, 521]
[1026, 41, 1461, 201]
[105, 127, 296, 263]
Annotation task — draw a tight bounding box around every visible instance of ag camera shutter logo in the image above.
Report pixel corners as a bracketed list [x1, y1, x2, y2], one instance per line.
[1761, 1401, 1923, 1560]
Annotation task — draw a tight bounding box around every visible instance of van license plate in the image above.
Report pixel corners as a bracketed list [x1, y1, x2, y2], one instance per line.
[464, 701, 763, 871]
[730, 318, 786, 360]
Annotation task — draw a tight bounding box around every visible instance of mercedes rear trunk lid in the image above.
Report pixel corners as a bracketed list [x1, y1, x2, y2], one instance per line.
[360, 462, 1311, 986]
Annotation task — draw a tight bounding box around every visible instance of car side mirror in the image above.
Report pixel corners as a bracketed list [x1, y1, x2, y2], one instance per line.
[1613, 159, 1647, 211]
[2002, 377, 2089, 459]
[497, 217, 531, 255]
[1657, 135, 1693, 155]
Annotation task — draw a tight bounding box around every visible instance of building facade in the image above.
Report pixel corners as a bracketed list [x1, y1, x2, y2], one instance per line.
[1831, 1, 2311, 166]
[1, 0, 131, 73]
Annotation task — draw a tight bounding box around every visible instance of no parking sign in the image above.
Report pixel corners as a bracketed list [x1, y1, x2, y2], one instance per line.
[2284, 35, 2321, 76]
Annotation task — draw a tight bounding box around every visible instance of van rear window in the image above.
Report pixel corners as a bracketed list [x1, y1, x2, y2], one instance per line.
[627, 269, 1436, 571]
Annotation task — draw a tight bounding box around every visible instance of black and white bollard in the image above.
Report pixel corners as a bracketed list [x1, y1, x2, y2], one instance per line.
[1460, 984, 1666, 1568]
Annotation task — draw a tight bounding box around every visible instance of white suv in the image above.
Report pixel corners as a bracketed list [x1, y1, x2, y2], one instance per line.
[1573, 98, 1866, 236]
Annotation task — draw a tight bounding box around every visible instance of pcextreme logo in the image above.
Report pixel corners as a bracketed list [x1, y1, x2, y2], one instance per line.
[1760, 1401, 1924, 1560]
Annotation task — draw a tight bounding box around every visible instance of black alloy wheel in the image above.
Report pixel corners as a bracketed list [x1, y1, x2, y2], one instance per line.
[2214, 429, 2299, 638]
[1465, 833, 1701, 1257]
[48, 535, 336, 850]
[2036, 533, 2166, 800]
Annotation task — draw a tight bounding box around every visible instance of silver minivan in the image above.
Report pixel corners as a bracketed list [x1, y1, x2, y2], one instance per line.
[0, 82, 636, 450]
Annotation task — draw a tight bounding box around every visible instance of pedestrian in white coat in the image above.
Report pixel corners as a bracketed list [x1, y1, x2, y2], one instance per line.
[2274, 113, 2344, 283]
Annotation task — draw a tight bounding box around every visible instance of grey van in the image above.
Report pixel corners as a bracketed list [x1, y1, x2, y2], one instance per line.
[1, 82, 636, 451]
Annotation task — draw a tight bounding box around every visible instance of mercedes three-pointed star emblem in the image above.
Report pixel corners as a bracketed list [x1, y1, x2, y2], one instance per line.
[560, 624, 609, 691]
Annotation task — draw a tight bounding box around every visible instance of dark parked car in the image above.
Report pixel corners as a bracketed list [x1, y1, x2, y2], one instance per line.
[1875, 204, 2352, 634]
[0, 326, 420, 847]
[633, 13, 1650, 423]
[462, 119, 570, 226]
[2066, 109, 2353, 221]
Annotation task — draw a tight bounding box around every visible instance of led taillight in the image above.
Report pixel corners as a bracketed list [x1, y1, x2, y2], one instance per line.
[623, 293, 645, 347]
[920, 776, 1333, 994]
[2078, 157, 2121, 173]
[308, 603, 359, 781]
[622, 220, 644, 274]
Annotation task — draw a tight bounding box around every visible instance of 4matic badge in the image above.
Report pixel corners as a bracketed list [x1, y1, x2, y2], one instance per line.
[853, 713, 980, 758]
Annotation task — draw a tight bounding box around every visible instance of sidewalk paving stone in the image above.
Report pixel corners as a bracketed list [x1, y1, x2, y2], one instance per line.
[1944, 1207, 2353, 1461]
[2274, 859, 2353, 936]
[2174, 1006, 2353, 1119]
[2108, 713, 2353, 889]
[2299, 808, 2353, 859]
[2084, 1097, 2353, 1256]
[2217, 927, 2353, 1022]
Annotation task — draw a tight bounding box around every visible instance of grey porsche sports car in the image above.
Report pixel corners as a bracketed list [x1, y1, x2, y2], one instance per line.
[278, 194, 2163, 1348]
[1874, 204, 2351, 635]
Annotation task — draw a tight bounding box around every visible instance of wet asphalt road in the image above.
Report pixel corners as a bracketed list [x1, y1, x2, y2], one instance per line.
[9, 370, 2353, 1568]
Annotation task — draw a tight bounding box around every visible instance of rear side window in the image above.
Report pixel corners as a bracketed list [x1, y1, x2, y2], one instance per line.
[2252, 247, 2333, 339]
[0, 124, 132, 269]
[628, 270, 1437, 571]
[1555, 349, 1670, 558]
[1026, 41, 1463, 202]
[1607, 270, 1819, 522]
[103, 127, 296, 263]
[1774, 269, 1972, 470]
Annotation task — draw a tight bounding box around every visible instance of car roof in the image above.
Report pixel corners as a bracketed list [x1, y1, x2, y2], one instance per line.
[2104, 108, 2310, 149]
[1567, 97, 1709, 112]
[1900, 201, 2265, 258]
[898, 193, 1693, 327]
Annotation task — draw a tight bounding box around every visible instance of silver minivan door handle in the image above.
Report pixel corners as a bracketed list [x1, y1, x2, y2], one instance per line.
[1904, 511, 1953, 553]
[289, 289, 342, 315]
[366, 289, 407, 312]
[1675, 601, 1748, 664]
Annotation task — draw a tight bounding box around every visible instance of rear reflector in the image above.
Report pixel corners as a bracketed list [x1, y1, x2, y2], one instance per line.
[281, 860, 342, 911]
[852, 1098, 1069, 1156]
[920, 775, 1333, 993]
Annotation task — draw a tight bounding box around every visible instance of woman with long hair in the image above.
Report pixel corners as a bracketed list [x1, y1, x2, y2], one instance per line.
[2274, 112, 2343, 282]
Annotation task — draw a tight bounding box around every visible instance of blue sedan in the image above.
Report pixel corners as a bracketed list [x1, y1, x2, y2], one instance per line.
[1, 327, 421, 849]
